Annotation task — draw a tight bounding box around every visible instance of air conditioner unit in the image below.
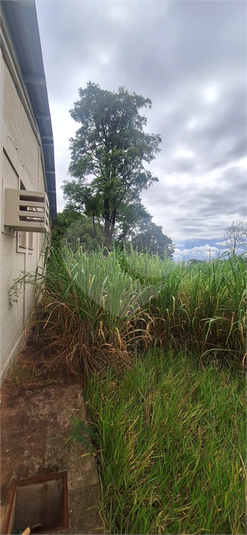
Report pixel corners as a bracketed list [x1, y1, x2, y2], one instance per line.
[4, 189, 50, 232]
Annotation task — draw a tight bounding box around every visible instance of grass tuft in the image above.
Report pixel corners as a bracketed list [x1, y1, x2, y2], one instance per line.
[85, 348, 246, 534]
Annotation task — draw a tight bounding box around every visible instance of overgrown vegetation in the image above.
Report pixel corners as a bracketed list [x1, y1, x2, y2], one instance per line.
[85, 348, 246, 534]
[9, 246, 246, 533]
[14, 246, 245, 377]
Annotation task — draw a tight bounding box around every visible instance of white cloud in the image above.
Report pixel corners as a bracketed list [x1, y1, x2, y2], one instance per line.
[173, 148, 195, 159]
[174, 245, 221, 261]
[203, 84, 219, 104]
[215, 241, 228, 247]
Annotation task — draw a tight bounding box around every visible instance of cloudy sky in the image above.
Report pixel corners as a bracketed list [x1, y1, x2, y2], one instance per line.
[35, 0, 246, 260]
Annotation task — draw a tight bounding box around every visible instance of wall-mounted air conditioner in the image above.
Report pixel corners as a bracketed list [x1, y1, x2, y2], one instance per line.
[4, 189, 49, 232]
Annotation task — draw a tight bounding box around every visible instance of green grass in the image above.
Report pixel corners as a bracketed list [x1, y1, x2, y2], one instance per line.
[9, 247, 246, 375]
[85, 348, 246, 534]
[30, 247, 246, 373]
[9, 246, 246, 532]
[146, 253, 246, 364]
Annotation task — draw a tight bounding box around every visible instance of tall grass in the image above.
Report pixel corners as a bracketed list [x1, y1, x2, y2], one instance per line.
[147, 254, 246, 364]
[9, 245, 245, 532]
[29, 247, 157, 377]
[85, 348, 246, 534]
[12, 246, 245, 375]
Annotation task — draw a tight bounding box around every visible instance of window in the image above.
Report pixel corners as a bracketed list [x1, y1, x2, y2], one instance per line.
[17, 231, 27, 250]
[28, 232, 34, 251]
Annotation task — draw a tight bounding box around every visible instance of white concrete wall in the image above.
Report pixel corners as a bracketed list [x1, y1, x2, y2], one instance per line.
[0, 52, 47, 384]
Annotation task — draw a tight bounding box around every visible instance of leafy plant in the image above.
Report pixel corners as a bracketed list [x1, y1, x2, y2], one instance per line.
[68, 416, 94, 450]
[8, 271, 35, 309]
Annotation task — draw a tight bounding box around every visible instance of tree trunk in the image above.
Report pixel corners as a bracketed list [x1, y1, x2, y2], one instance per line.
[104, 198, 112, 249]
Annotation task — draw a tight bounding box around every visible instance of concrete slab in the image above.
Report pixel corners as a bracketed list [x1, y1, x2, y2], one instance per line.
[0, 347, 104, 534]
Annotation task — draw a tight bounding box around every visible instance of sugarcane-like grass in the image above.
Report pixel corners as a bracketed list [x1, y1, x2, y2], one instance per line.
[30, 247, 246, 376]
[85, 348, 246, 534]
[13, 246, 245, 532]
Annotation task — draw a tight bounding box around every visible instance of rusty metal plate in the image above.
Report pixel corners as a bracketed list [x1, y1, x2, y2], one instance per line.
[5, 472, 68, 534]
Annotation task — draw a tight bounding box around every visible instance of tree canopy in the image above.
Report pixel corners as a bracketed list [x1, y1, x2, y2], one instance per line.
[130, 219, 175, 258]
[51, 209, 104, 252]
[63, 82, 162, 248]
[115, 202, 174, 258]
[52, 205, 174, 259]
[51, 208, 82, 250]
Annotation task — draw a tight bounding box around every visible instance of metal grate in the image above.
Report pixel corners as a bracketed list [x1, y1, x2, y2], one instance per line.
[5, 472, 68, 534]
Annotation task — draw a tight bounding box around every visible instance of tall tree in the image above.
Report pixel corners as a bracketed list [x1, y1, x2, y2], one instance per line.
[63, 82, 161, 248]
[224, 220, 247, 255]
[130, 216, 174, 258]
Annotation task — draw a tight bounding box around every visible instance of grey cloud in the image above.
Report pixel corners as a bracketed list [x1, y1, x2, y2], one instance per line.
[143, 163, 247, 241]
[172, 157, 197, 174]
[152, 85, 246, 177]
[36, 0, 246, 246]
[226, 136, 246, 161]
[141, 182, 177, 208]
[135, 0, 246, 102]
[190, 170, 246, 219]
[166, 1, 246, 78]
[201, 89, 246, 140]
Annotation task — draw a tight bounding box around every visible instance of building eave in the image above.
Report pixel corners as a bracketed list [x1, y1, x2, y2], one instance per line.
[0, 0, 57, 221]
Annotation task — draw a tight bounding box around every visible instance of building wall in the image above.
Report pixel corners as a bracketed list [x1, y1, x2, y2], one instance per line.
[0, 47, 48, 384]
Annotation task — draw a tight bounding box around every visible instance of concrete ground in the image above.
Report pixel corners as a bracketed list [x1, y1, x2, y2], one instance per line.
[0, 343, 105, 534]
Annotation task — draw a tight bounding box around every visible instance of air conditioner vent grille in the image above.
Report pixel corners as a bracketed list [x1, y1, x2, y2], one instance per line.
[4, 189, 50, 232]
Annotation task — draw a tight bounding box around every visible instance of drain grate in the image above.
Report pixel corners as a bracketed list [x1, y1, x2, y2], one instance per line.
[5, 472, 68, 534]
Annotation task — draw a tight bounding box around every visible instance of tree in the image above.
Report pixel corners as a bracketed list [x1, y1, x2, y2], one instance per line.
[63, 82, 162, 249]
[51, 208, 104, 252]
[224, 221, 247, 255]
[114, 201, 174, 258]
[115, 201, 152, 244]
[64, 216, 104, 252]
[51, 208, 82, 250]
[130, 216, 174, 258]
